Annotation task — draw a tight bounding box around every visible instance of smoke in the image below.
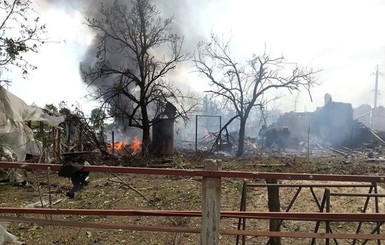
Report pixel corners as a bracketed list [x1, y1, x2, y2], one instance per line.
[41, 0, 208, 71]
[40, 1, 199, 109]
[38, 0, 385, 122]
[41, 0, 208, 101]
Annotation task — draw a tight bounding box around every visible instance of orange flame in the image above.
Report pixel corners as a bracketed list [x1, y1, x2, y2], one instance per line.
[108, 137, 141, 154]
[114, 141, 126, 151]
[108, 140, 128, 153]
[130, 136, 141, 153]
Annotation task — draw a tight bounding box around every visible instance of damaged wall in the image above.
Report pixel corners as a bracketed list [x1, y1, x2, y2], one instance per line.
[312, 102, 354, 146]
[353, 105, 385, 132]
[274, 111, 312, 140]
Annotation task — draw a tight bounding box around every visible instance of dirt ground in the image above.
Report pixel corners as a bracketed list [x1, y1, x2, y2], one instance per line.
[1, 152, 385, 245]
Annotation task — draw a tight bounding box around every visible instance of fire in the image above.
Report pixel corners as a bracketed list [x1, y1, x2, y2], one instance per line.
[114, 141, 126, 151]
[130, 136, 141, 153]
[108, 140, 128, 153]
[108, 137, 141, 154]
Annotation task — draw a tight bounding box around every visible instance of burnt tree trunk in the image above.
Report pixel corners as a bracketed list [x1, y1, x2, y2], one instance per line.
[236, 118, 246, 157]
[141, 105, 151, 155]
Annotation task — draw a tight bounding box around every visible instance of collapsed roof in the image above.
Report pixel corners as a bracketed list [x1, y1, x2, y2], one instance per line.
[0, 86, 64, 161]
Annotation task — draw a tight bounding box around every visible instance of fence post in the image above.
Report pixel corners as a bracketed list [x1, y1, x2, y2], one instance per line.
[201, 159, 221, 245]
[39, 122, 46, 162]
[267, 179, 281, 245]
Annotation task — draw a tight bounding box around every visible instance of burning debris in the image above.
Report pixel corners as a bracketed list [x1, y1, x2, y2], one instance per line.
[130, 136, 141, 154]
[107, 141, 126, 153]
[107, 136, 142, 155]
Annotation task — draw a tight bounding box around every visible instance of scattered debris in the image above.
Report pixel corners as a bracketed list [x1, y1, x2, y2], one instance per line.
[58, 154, 91, 198]
[25, 200, 49, 208]
[0, 223, 24, 245]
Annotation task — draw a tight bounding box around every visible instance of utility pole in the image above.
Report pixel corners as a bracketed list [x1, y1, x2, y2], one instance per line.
[371, 65, 383, 129]
[293, 92, 299, 112]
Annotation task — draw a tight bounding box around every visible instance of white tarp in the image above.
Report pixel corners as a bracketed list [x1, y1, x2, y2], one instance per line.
[0, 86, 65, 161]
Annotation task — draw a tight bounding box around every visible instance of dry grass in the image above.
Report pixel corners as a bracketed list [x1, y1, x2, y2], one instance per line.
[1, 153, 385, 244]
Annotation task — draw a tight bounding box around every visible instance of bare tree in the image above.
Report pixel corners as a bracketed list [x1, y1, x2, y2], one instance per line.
[194, 35, 317, 156]
[81, 0, 193, 153]
[0, 0, 46, 81]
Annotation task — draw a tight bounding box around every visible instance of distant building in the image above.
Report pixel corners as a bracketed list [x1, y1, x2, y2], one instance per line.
[262, 93, 385, 149]
[263, 97, 355, 148]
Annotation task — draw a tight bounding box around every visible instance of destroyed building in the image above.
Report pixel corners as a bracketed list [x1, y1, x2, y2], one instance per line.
[354, 104, 372, 127]
[262, 94, 381, 149]
[353, 104, 385, 132]
[311, 100, 354, 146]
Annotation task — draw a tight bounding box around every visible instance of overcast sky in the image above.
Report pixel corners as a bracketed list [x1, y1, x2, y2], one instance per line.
[5, 0, 385, 115]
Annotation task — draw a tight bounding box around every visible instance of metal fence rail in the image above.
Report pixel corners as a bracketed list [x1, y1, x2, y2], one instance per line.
[1, 161, 385, 244]
[1, 161, 385, 182]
